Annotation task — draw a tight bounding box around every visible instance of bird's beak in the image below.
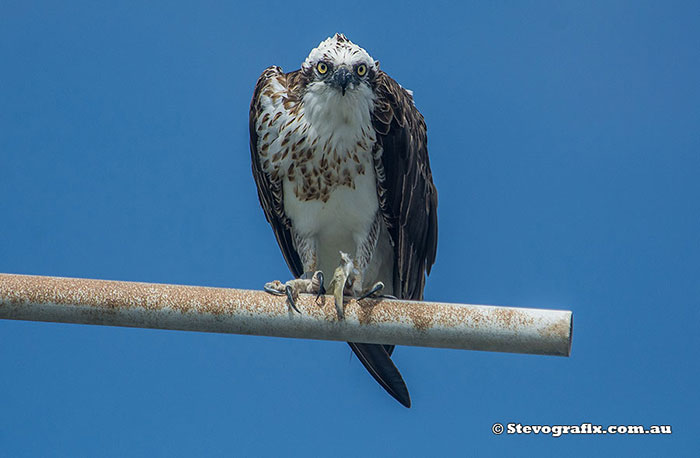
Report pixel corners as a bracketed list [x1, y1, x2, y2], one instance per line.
[333, 67, 352, 96]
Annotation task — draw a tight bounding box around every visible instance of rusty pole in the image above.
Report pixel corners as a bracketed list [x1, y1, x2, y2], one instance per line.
[0, 273, 572, 356]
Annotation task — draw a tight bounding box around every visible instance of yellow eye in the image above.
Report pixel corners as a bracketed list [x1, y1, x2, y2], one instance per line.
[356, 64, 367, 76]
[317, 62, 328, 74]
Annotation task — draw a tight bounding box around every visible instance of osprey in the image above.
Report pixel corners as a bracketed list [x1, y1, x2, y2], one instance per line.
[250, 33, 438, 407]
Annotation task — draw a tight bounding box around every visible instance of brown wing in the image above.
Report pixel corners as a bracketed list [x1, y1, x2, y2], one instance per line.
[249, 66, 304, 278]
[372, 71, 438, 301]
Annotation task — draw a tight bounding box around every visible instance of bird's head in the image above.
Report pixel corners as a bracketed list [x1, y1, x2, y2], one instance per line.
[302, 33, 378, 96]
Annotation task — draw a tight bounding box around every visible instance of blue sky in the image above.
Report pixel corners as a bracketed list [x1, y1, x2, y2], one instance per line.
[1, 1, 698, 456]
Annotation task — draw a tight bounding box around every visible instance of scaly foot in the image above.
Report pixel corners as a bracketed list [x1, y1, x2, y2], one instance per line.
[264, 271, 325, 313]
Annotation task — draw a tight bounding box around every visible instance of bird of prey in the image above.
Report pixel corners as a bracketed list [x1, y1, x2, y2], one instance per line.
[249, 33, 438, 407]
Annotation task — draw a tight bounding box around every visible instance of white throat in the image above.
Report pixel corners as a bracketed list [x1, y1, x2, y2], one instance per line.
[301, 82, 376, 148]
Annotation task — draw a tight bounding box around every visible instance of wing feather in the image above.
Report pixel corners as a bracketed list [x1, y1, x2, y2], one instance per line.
[249, 67, 304, 277]
[372, 72, 438, 301]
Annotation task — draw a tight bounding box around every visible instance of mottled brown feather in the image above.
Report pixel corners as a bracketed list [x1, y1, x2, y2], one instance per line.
[249, 66, 304, 277]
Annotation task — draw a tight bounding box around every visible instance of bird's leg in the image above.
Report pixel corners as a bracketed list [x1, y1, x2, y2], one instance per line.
[263, 270, 325, 313]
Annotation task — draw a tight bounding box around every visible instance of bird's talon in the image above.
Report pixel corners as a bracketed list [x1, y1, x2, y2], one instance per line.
[359, 281, 385, 300]
[264, 281, 286, 296]
[317, 272, 326, 295]
[315, 271, 326, 304]
[285, 285, 301, 313]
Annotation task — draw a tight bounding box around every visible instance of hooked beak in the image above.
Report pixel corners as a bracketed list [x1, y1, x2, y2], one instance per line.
[333, 67, 352, 96]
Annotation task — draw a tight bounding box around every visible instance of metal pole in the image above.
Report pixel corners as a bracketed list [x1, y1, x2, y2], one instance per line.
[0, 273, 572, 356]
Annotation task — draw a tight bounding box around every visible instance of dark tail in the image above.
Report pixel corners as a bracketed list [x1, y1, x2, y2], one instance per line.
[348, 342, 410, 408]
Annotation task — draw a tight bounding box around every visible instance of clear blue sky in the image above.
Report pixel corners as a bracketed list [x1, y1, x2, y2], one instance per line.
[1, 1, 698, 456]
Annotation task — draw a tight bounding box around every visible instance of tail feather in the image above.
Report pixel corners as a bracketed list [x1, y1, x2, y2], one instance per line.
[348, 342, 410, 408]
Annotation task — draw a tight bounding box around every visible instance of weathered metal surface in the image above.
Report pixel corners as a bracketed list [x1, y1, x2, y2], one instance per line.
[0, 273, 572, 356]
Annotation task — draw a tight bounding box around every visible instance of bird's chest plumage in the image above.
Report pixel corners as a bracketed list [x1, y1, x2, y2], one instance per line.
[283, 127, 373, 204]
[257, 83, 380, 243]
[282, 121, 378, 243]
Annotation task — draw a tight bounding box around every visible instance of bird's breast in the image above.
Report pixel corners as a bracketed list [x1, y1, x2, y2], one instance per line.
[258, 84, 381, 246]
[280, 109, 379, 234]
[283, 165, 378, 240]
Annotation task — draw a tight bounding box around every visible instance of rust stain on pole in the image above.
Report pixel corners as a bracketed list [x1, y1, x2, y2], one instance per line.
[0, 273, 573, 356]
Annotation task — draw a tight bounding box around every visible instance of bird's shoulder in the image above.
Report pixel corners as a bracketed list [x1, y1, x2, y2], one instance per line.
[372, 71, 426, 138]
[250, 67, 308, 150]
[251, 66, 305, 114]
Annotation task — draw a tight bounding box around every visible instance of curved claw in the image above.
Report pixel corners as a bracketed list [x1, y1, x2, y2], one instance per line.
[359, 281, 385, 301]
[285, 285, 301, 313]
[315, 271, 326, 305]
[264, 284, 286, 296]
[317, 272, 326, 296]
